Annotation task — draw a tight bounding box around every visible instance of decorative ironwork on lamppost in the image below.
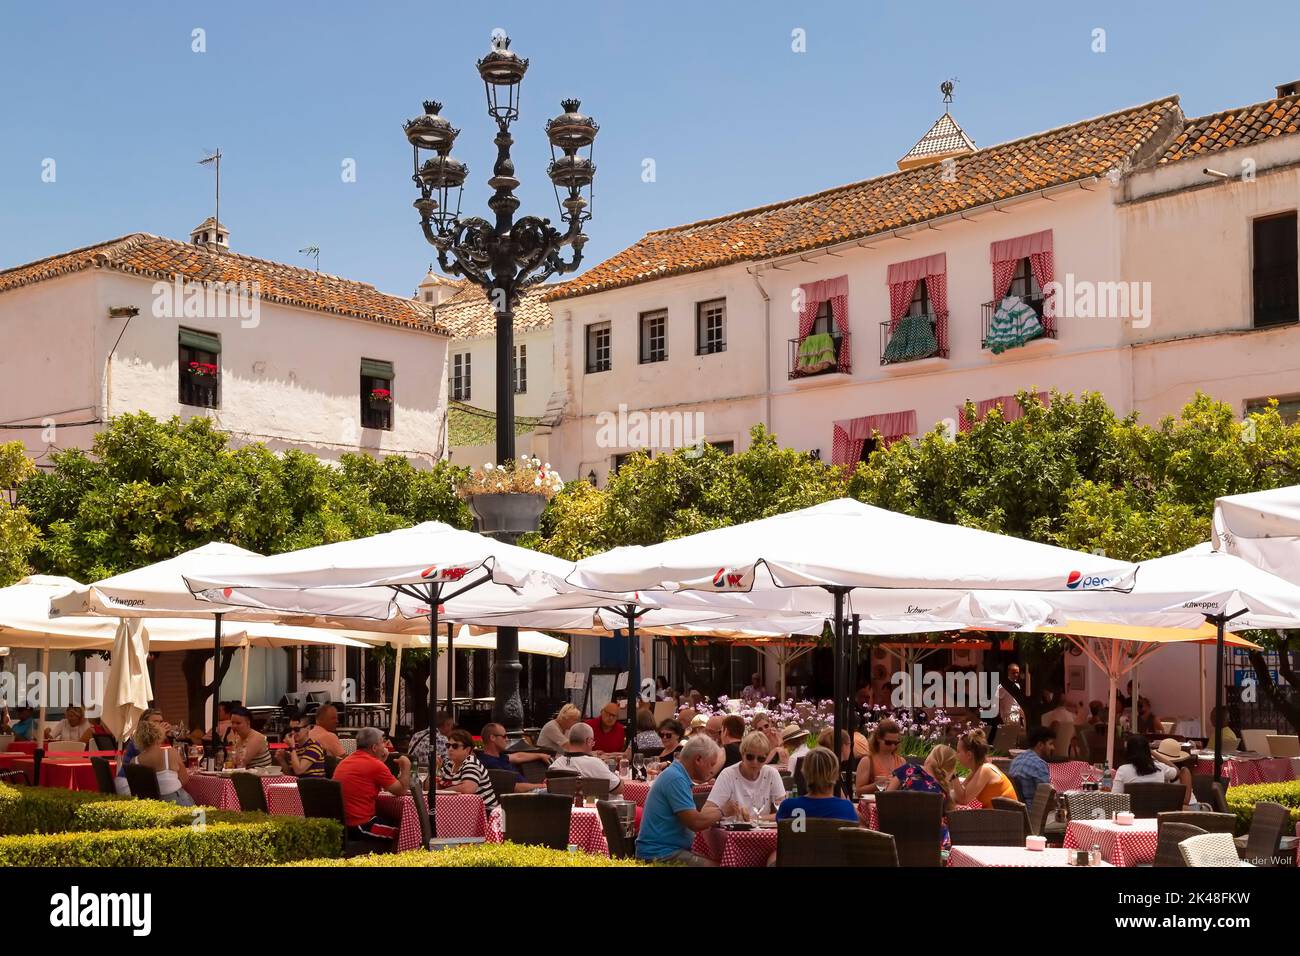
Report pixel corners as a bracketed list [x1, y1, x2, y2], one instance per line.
[404, 33, 597, 734]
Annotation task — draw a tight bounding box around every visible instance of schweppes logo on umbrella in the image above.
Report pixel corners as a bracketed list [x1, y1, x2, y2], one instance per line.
[710, 567, 750, 590]
[419, 565, 471, 582]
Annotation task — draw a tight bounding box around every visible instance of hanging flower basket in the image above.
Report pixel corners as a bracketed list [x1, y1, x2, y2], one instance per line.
[186, 361, 219, 377]
[458, 458, 565, 538]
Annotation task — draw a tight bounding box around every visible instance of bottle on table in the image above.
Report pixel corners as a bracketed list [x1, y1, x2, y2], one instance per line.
[573, 780, 585, 808]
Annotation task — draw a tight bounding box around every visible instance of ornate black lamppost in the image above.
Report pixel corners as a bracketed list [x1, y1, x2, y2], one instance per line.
[404, 33, 597, 733]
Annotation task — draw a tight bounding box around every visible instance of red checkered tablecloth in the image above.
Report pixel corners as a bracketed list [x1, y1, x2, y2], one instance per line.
[620, 778, 712, 807]
[1049, 761, 1103, 793]
[184, 772, 293, 810]
[1063, 818, 1158, 867]
[1194, 757, 1295, 787]
[949, 845, 1111, 868]
[693, 826, 778, 867]
[567, 806, 610, 855]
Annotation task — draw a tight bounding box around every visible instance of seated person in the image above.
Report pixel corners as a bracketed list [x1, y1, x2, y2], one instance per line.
[855, 718, 906, 797]
[719, 715, 746, 768]
[628, 708, 663, 755]
[3, 706, 38, 741]
[585, 702, 627, 756]
[307, 704, 347, 759]
[537, 704, 581, 753]
[950, 729, 1017, 807]
[228, 707, 273, 768]
[1111, 735, 1188, 798]
[1008, 726, 1055, 803]
[45, 705, 95, 745]
[333, 726, 411, 843]
[475, 722, 548, 792]
[550, 723, 623, 796]
[408, 711, 453, 771]
[749, 715, 787, 767]
[278, 713, 327, 778]
[635, 734, 723, 865]
[437, 729, 500, 814]
[706, 731, 787, 821]
[778, 746, 858, 823]
[654, 719, 685, 763]
[1209, 707, 1239, 753]
[131, 717, 194, 806]
[116, 709, 165, 794]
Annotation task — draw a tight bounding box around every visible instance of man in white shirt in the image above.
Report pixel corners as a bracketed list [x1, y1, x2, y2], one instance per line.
[1041, 693, 1077, 730]
[740, 673, 767, 704]
[705, 731, 787, 821]
[550, 722, 624, 795]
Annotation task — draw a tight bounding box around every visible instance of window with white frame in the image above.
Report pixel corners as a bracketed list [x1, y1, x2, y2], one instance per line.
[639, 309, 667, 363]
[451, 352, 471, 401]
[696, 299, 726, 355]
[586, 321, 611, 373]
[514, 343, 527, 394]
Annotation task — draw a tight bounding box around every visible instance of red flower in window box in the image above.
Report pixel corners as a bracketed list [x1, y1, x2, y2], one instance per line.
[187, 361, 219, 377]
[369, 388, 393, 405]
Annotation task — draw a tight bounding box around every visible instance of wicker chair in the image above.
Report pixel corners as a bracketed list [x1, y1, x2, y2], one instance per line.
[124, 764, 161, 799]
[875, 790, 943, 867]
[499, 793, 573, 849]
[595, 799, 636, 858]
[1180, 831, 1253, 867]
[1236, 801, 1291, 866]
[1157, 810, 1237, 835]
[947, 809, 1025, 847]
[1190, 776, 1230, 815]
[89, 756, 117, 795]
[991, 724, 1023, 754]
[1063, 790, 1129, 821]
[1153, 821, 1206, 867]
[487, 769, 518, 803]
[520, 759, 548, 784]
[840, 826, 899, 866]
[230, 772, 268, 813]
[297, 777, 394, 856]
[1126, 781, 1185, 818]
[775, 817, 853, 866]
[1028, 784, 1056, 838]
[990, 797, 1030, 839]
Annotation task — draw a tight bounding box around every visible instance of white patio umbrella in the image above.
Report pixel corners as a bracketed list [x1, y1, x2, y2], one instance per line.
[556, 498, 1140, 742]
[1213, 484, 1300, 586]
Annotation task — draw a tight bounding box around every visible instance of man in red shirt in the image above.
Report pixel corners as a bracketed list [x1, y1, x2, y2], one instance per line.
[331, 726, 411, 842]
[585, 701, 627, 756]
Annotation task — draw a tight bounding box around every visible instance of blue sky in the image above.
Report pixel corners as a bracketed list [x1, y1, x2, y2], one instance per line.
[1, 0, 1297, 297]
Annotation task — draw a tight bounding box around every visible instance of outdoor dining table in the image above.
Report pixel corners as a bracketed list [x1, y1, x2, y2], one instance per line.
[1048, 761, 1105, 793]
[4, 750, 120, 790]
[1194, 755, 1295, 787]
[1063, 818, 1158, 867]
[948, 845, 1113, 868]
[858, 794, 983, 830]
[184, 771, 298, 810]
[618, 778, 711, 807]
[693, 824, 777, 867]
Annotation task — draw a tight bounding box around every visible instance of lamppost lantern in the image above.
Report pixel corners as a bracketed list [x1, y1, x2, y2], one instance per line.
[546, 98, 598, 227]
[403, 33, 598, 735]
[477, 34, 529, 124]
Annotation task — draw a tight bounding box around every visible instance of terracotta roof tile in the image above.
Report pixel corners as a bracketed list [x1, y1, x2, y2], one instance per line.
[1160, 93, 1300, 164]
[434, 283, 554, 340]
[548, 97, 1183, 301]
[0, 233, 448, 335]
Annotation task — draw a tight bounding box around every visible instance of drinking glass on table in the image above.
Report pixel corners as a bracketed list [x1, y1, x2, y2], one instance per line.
[874, 775, 890, 795]
[631, 753, 645, 780]
[618, 757, 630, 779]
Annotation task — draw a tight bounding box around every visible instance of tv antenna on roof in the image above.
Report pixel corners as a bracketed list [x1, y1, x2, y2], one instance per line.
[198, 148, 222, 238]
[300, 245, 321, 272]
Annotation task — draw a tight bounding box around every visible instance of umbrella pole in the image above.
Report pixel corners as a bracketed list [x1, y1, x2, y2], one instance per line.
[850, 614, 861, 736]
[210, 613, 223, 761]
[830, 588, 847, 793]
[39, 646, 49, 737]
[1199, 644, 1206, 742]
[446, 623, 454, 724]
[426, 587, 440, 841]
[389, 643, 403, 738]
[241, 641, 249, 705]
[626, 604, 640, 733]
[1106, 641, 1118, 770]
[1212, 615, 1225, 782]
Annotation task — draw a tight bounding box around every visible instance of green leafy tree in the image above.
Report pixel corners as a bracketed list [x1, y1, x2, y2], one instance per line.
[0, 442, 39, 585]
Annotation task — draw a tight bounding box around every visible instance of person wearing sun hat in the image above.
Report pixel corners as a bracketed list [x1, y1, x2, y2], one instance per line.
[783, 724, 812, 770]
[1153, 737, 1197, 806]
[1112, 735, 1192, 805]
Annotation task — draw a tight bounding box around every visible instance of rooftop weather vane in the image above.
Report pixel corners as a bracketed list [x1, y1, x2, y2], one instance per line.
[941, 79, 956, 111]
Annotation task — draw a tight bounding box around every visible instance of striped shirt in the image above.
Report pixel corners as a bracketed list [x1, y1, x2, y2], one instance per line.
[292, 740, 328, 778]
[437, 753, 498, 813]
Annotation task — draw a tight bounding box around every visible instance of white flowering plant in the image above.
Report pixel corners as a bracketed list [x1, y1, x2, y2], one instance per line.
[457, 457, 566, 499]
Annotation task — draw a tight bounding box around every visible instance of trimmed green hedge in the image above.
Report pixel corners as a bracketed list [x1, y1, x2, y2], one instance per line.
[0, 817, 341, 866]
[0, 783, 342, 865]
[292, 844, 650, 868]
[1225, 781, 1300, 830]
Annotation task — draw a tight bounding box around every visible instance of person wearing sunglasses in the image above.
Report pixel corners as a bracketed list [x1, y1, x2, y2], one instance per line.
[854, 717, 906, 798]
[751, 716, 789, 768]
[704, 731, 787, 822]
[476, 722, 548, 792]
[655, 719, 685, 762]
[437, 728, 500, 814]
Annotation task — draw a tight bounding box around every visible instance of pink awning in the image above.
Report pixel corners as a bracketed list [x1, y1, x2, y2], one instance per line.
[990, 229, 1053, 264]
[886, 253, 947, 285]
[799, 274, 849, 304]
[834, 410, 917, 441]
